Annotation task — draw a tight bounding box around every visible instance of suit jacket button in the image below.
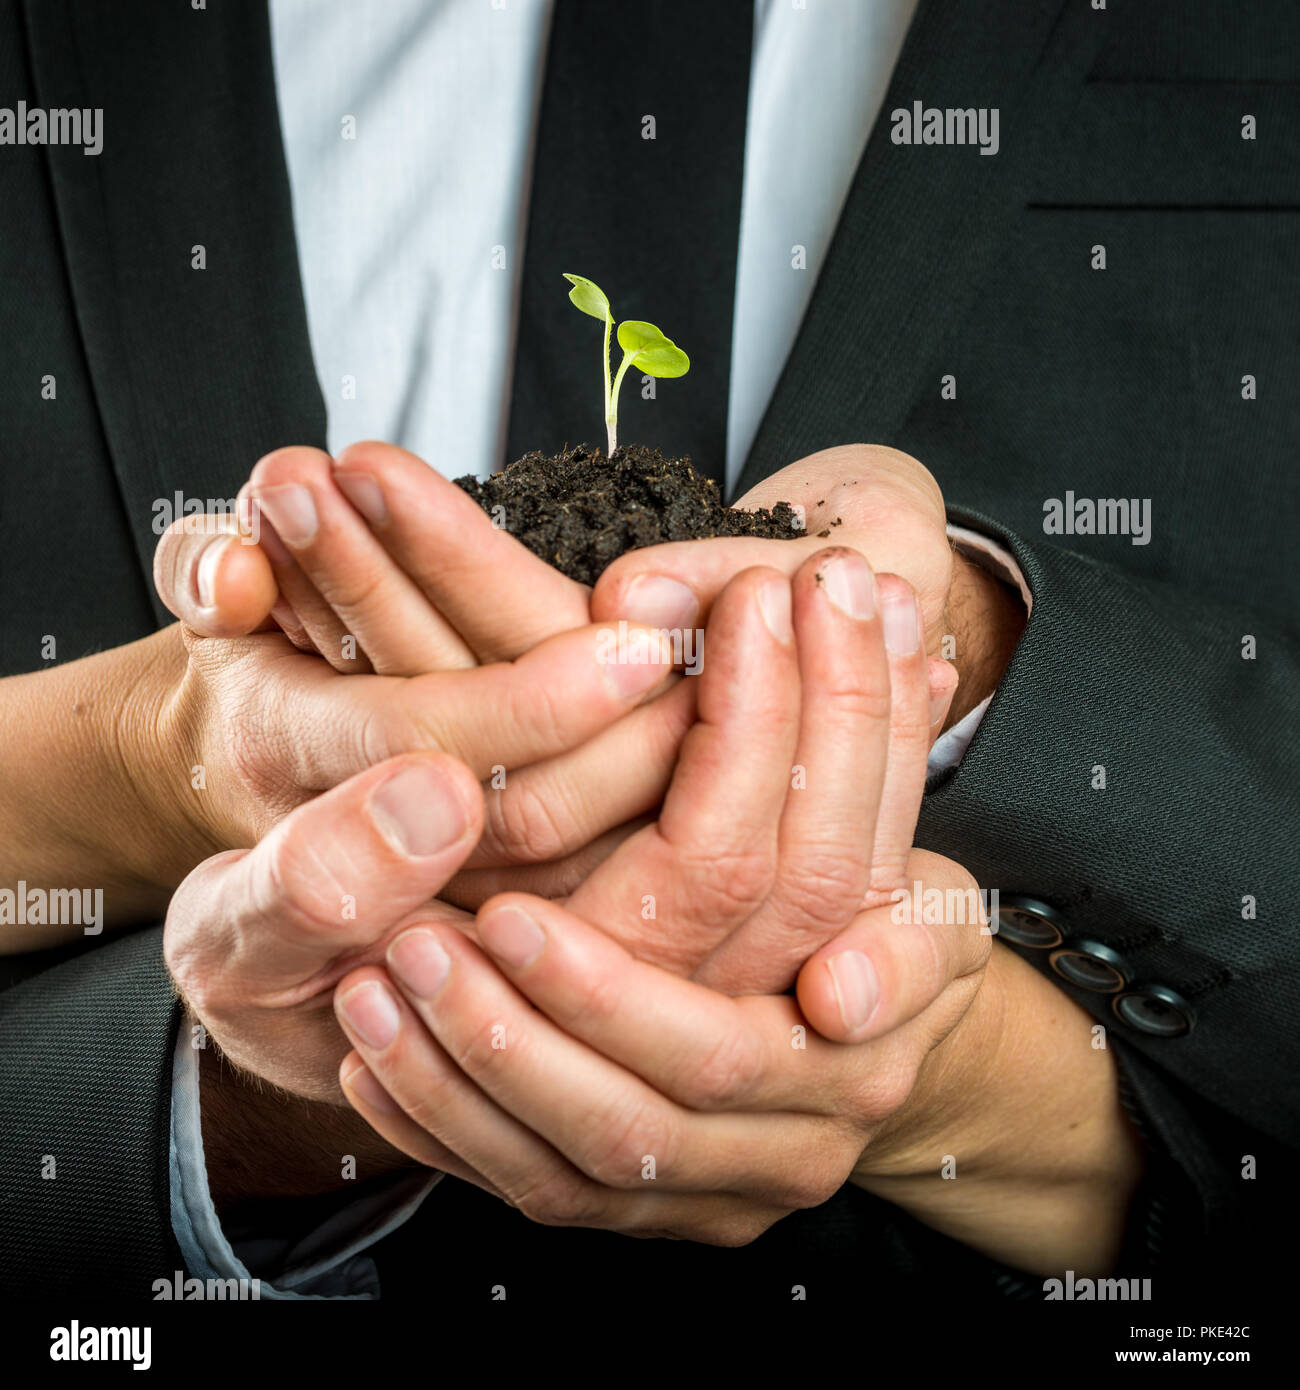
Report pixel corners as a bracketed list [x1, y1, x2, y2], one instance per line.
[992, 895, 1065, 948]
[1112, 985, 1195, 1037]
[1049, 938, 1129, 993]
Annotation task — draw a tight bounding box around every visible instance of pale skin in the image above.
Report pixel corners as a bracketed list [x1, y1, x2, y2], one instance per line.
[1, 438, 1137, 1276]
[1, 441, 969, 944]
[164, 440, 1134, 1274]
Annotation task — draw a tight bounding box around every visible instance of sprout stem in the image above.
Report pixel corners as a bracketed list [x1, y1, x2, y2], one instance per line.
[608, 352, 636, 457]
[602, 313, 614, 456]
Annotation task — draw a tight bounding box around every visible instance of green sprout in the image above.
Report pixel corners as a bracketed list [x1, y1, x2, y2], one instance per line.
[563, 273, 690, 457]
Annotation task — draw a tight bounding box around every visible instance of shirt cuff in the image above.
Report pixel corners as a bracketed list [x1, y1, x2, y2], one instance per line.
[168, 1014, 439, 1299]
[925, 524, 1031, 784]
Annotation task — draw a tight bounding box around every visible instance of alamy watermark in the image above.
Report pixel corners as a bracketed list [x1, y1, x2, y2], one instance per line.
[50, 1323, 150, 1370]
[152, 1270, 262, 1300]
[151, 491, 261, 544]
[890, 101, 1000, 156]
[1, 882, 102, 935]
[1044, 1270, 1152, 1301]
[1, 103, 102, 156]
[596, 620, 703, 676]
[1043, 492, 1152, 546]
[889, 880, 999, 934]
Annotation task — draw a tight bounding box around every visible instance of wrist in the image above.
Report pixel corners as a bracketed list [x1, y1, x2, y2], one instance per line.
[850, 944, 1145, 1276]
[117, 626, 224, 889]
[0, 629, 205, 932]
[198, 1041, 418, 1212]
[942, 548, 1026, 730]
[853, 945, 1005, 1185]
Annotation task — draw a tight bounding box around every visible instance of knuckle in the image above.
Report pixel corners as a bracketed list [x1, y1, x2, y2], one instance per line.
[447, 1013, 513, 1085]
[838, 682, 894, 725]
[545, 963, 626, 1040]
[781, 1159, 850, 1211]
[511, 1171, 606, 1229]
[162, 923, 205, 1006]
[255, 827, 346, 939]
[855, 1056, 918, 1124]
[886, 708, 932, 751]
[391, 1076, 458, 1138]
[775, 855, 867, 934]
[677, 845, 774, 926]
[503, 673, 570, 753]
[700, 1215, 776, 1248]
[483, 777, 572, 864]
[320, 560, 388, 618]
[673, 1025, 763, 1111]
[162, 852, 249, 1012]
[584, 1096, 675, 1189]
[359, 699, 406, 765]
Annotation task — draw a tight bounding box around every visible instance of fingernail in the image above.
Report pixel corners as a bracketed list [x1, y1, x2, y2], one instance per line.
[334, 471, 388, 527]
[388, 928, 452, 1000]
[930, 683, 954, 727]
[827, 951, 879, 1031]
[620, 575, 699, 630]
[269, 597, 304, 638]
[368, 761, 468, 858]
[343, 1063, 401, 1116]
[757, 578, 793, 642]
[819, 553, 875, 620]
[251, 484, 318, 547]
[337, 981, 400, 1050]
[478, 905, 545, 968]
[882, 589, 920, 654]
[600, 628, 675, 698]
[195, 536, 230, 609]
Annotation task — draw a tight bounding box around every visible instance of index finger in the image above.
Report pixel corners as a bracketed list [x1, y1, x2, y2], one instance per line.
[332, 441, 592, 661]
[469, 893, 835, 1116]
[590, 534, 830, 635]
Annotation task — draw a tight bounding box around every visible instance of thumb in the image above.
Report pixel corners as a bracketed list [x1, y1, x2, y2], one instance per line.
[927, 656, 960, 744]
[165, 752, 484, 999]
[153, 513, 278, 636]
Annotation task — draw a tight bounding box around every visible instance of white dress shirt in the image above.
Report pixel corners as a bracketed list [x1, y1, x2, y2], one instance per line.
[172, 0, 1029, 1299]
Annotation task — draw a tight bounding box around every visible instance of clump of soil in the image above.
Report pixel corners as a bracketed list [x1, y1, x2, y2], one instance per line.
[454, 443, 804, 585]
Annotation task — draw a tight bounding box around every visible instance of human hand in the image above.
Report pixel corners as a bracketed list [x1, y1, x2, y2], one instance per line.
[152, 600, 676, 874]
[152, 442, 956, 905]
[459, 549, 956, 994]
[591, 443, 1021, 727]
[152, 441, 589, 667]
[332, 847, 989, 1245]
[163, 751, 485, 1102]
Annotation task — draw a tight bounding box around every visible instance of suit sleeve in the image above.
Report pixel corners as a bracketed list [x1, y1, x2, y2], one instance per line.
[918, 506, 1298, 1273]
[0, 925, 183, 1297]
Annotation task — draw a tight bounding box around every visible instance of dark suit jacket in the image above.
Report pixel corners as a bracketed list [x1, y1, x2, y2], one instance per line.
[1, 0, 1296, 1309]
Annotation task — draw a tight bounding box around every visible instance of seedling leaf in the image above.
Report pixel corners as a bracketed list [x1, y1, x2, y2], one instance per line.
[616, 320, 691, 378]
[563, 273, 612, 324]
[563, 275, 689, 455]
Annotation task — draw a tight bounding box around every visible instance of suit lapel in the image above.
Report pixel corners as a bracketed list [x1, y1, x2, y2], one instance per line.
[21, 0, 324, 619]
[735, 0, 1104, 497]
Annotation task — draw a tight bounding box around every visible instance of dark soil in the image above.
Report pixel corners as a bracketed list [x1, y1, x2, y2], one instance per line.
[454, 443, 805, 585]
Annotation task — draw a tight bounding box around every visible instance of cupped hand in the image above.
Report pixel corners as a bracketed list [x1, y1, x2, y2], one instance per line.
[152, 441, 956, 898]
[326, 555, 987, 1244]
[153, 441, 590, 668]
[456, 548, 956, 995]
[332, 847, 990, 1243]
[590, 444, 954, 656]
[163, 751, 482, 1101]
[156, 613, 676, 870]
